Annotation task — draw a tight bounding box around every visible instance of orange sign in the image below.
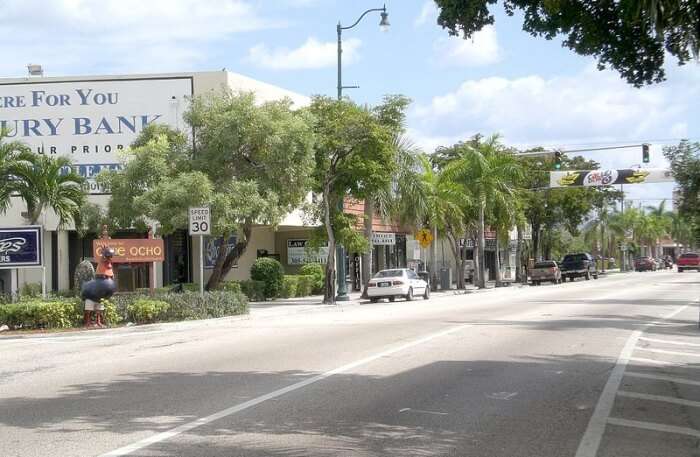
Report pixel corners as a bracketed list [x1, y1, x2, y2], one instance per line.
[92, 239, 165, 263]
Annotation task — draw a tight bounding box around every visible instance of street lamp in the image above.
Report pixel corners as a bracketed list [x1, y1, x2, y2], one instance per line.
[335, 4, 390, 301]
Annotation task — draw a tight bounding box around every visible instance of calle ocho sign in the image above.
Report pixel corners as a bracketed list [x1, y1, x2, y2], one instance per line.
[92, 239, 164, 263]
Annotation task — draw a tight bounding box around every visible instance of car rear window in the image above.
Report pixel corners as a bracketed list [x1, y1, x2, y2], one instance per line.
[563, 254, 586, 262]
[680, 253, 699, 258]
[534, 261, 555, 268]
[374, 269, 405, 278]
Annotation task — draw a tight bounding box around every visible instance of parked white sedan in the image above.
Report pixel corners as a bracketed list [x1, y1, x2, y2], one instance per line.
[367, 268, 429, 302]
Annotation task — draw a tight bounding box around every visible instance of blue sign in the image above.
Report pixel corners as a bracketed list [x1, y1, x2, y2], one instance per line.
[204, 236, 237, 270]
[0, 227, 42, 268]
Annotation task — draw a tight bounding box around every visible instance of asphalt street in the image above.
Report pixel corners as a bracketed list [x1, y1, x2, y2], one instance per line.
[1, 270, 699, 457]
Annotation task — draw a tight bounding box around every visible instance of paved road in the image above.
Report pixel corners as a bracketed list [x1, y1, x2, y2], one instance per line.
[1, 270, 698, 457]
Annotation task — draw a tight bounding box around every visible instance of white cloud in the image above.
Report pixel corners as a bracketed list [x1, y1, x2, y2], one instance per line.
[433, 26, 500, 67]
[247, 37, 361, 70]
[415, 1, 437, 27]
[0, 0, 279, 75]
[410, 65, 696, 152]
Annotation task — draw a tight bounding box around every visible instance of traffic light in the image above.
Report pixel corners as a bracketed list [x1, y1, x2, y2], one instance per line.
[642, 143, 650, 163]
[553, 151, 562, 170]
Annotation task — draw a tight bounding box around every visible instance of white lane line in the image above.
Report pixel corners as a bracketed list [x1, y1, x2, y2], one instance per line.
[98, 323, 471, 457]
[398, 408, 448, 416]
[636, 347, 700, 358]
[625, 371, 700, 387]
[607, 417, 700, 438]
[617, 391, 700, 408]
[574, 305, 689, 457]
[628, 357, 683, 367]
[638, 336, 700, 347]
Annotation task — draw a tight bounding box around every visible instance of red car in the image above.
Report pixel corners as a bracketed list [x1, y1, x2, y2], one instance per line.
[634, 256, 657, 272]
[677, 252, 700, 272]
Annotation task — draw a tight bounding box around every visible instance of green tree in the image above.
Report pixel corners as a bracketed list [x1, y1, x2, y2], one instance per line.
[443, 135, 522, 288]
[12, 155, 85, 226]
[664, 140, 700, 246]
[434, 0, 699, 86]
[0, 132, 35, 214]
[306, 96, 396, 304]
[101, 92, 314, 290]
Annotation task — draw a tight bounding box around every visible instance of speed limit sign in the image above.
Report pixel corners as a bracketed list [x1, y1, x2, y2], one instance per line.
[189, 207, 211, 236]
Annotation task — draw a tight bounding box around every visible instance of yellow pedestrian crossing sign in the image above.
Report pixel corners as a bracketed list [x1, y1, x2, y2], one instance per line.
[416, 228, 433, 248]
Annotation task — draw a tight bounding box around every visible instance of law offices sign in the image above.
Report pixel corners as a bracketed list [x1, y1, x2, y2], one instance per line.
[0, 77, 193, 194]
[0, 227, 42, 268]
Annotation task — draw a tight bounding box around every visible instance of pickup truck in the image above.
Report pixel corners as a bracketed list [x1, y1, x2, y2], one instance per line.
[560, 253, 598, 282]
[677, 252, 700, 272]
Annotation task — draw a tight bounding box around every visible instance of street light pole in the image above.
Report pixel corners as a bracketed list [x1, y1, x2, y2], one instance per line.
[334, 4, 389, 301]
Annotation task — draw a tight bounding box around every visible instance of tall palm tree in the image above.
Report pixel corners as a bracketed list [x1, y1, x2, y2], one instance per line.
[0, 132, 35, 214]
[13, 155, 86, 226]
[443, 135, 523, 288]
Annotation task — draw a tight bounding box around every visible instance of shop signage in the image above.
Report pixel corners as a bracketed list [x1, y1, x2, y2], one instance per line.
[550, 168, 673, 188]
[371, 232, 395, 245]
[204, 236, 238, 269]
[0, 227, 42, 268]
[287, 239, 329, 265]
[92, 238, 164, 263]
[0, 77, 192, 194]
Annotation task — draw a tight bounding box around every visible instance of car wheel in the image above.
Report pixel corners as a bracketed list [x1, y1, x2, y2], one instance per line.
[593, 274, 598, 280]
[679, 268, 684, 273]
[370, 297, 379, 303]
[405, 287, 413, 301]
[570, 276, 575, 282]
[423, 287, 430, 300]
[585, 271, 591, 280]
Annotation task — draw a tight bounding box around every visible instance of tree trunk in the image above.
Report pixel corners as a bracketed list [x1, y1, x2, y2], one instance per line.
[429, 227, 437, 291]
[205, 223, 253, 291]
[446, 230, 463, 289]
[494, 232, 502, 283]
[322, 183, 336, 304]
[515, 226, 523, 283]
[477, 203, 486, 288]
[531, 221, 541, 260]
[361, 198, 374, 298]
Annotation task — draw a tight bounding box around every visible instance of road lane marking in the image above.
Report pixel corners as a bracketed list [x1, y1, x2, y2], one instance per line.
[635, 347, 700, 358]
[98, 323, 472, 457]
[398, 408, 448, 416]
[638, 336, 700, 347]
[607, 417, 700, 438]
[629, 357, 684, 366]
[574, 305, 689, 457]
[625, 372, 700, 387]
[617, 391, 700, 408]
[486, 392, 518, 400]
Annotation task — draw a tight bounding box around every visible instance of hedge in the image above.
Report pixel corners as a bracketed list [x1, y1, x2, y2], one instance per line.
[236, 280, 266, 301]
[250, 257, 284, 298]
[299, 263, 325, 294]
[0, 290, 248, 330]
[279, 275, 316, 298]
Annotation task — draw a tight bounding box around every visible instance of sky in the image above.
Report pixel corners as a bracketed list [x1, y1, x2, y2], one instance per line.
[1, 0, 698, 208]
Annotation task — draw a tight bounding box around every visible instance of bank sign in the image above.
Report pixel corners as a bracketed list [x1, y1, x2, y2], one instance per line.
[0, 77, 192, 194]
[0, 227, 42, 268]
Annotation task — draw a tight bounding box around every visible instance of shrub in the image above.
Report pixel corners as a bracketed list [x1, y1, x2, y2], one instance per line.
[126, 299, 170, 324]
[238, 280, 266, 301]
[250, 257, 284, 298]
[19, 282, 42, 299]
[0, 299, 80, 329]
[217, 281, 242, 294]
[280, 276, 299, 298]
[300, 263, 325, 294]
[99, 299, 122, 326]
[296, 275, 315, 297]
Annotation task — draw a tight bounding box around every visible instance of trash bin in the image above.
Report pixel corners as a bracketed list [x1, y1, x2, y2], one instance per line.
[439, 267, 451, 290]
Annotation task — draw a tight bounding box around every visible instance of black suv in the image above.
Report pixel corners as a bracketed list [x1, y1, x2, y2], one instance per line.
[560, 253, 599, 282]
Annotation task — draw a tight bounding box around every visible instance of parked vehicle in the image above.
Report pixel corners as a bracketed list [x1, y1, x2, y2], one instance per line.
[560, 253, 598, 281]
[367, 268, 429, 302]
[634, 256, 657, 272]
[663, 255, 674, 269]
[677, 252, 700, 272]
[529, 260, 562, 285]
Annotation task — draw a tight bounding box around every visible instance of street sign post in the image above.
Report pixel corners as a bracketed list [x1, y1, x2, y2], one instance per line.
[189, 207, 211, 296]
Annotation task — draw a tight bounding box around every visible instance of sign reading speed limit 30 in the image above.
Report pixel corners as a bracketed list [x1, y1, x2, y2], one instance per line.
[189, 207, 211, 236]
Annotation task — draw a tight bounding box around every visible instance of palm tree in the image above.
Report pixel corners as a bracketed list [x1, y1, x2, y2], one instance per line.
[443, 135, 523, 288]
[13, 155, 86, 226]
[0, 132, 35, 214]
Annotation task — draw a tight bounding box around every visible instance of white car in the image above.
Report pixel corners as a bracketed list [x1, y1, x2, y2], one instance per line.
[367, 268, 429, 302]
